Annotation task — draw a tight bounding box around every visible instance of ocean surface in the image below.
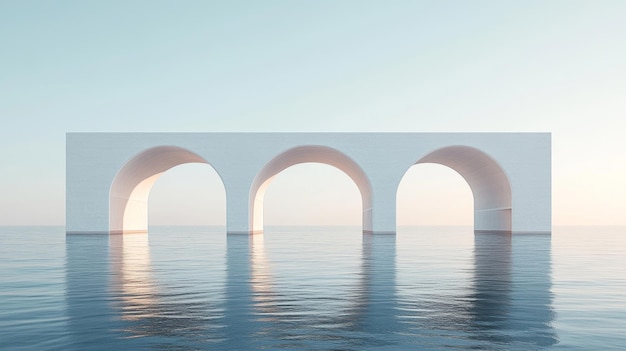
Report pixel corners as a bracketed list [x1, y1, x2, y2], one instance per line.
[1, 225, 625, 350]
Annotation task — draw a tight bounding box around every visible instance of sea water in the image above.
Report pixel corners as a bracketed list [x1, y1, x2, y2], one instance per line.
[1, 226, 625, 350]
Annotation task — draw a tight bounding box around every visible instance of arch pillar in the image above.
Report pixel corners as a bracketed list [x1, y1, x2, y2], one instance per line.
[226, 183, 254, 235]
[475, 208, 512, 233]
[367, 182, 397, 235]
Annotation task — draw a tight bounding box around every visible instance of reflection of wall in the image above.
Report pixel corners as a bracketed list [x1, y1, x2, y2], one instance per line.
[65, 235, 125, 348]
[352, 234, 398, 333]
[470, 233, 513, 343]
[109, 234, 158, 321]
[223, 234, 258, 349]
[393, 230, 556, 348]
[471, 233, 556, 347]
[66, 232, 226, 348]
[509, 234, 557, 347]
[109, 232, 223, 342]
[66, 228, 555, 348]
[222, 230, 400, 348]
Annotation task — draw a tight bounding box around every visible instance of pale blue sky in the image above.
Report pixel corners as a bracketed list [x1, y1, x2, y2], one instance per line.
[1, 1, 625, 225]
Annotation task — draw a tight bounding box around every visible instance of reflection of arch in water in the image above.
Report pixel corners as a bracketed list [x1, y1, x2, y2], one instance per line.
[65, 235, 119, 346]
[392, 229, 555, 348]
[470, 232, 513, 339]
[470, 232, 556, 347]
[109, 146, 225, 234]
[249, 146, 372, 234]
[223, 230, 396, 347]
[403, 146, 512, 233]
[109, 234, 158, 321]
[347, 234, 398, 334]
[108, 231, 227, 342]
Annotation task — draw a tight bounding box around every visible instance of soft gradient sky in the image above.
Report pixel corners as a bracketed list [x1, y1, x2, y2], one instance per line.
[1, 1, 625, 226]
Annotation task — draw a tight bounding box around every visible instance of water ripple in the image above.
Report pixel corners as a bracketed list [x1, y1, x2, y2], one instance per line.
[2, 226, 625, 349]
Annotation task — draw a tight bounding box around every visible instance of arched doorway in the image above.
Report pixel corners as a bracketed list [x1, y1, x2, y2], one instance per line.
[398, 145, 512, 233]
[109, 146, 225, 234]
[249, 145, 372, 234]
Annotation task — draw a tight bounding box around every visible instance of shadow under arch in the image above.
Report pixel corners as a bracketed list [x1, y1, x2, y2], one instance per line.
[249, 145, 372, 234]
[406, 145, 512, 233]
[109, 146, 224, 234]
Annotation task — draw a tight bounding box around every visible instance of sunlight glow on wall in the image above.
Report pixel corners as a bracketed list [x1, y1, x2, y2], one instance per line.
[109, 146, 215, 234]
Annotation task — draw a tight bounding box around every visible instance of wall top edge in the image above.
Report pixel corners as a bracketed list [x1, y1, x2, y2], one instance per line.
[66, 131, 552, 136]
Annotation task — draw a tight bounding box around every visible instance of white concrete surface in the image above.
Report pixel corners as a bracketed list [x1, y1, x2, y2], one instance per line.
[66, 132, 551, 234]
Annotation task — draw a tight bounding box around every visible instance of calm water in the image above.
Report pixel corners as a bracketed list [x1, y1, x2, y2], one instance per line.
[1, 226, 625, 350]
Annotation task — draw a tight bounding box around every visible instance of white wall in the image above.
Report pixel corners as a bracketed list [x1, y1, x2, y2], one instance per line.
[66, 132, 551, 234]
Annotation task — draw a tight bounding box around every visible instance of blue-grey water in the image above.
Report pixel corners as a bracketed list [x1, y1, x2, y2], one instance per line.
[1, 226, 625, 350]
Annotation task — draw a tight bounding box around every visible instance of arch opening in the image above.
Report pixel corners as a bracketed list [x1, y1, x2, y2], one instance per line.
[249, 145, 372, 234]
[147, 163, 226, 228]
[399, 146, 512, 233]
[397, 163, 474, 227]
[262, 163, 362, 228]
[109, 146, 225, 234]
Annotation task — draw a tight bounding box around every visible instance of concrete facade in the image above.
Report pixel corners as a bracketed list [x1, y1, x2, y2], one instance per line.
[66, 132, 551, 234]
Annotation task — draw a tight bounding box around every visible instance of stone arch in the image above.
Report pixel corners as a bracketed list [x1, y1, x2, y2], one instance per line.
[249, 145, 372, 234]
[406, 145, 512, 233]
[109, 146, 223, 234]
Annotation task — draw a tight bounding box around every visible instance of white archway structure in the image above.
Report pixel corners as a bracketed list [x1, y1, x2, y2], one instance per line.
[66, 132, 551, 235]
[249, 145, 372, 234]
[109, 146, 217, 234]
[410, 146, 512, 232]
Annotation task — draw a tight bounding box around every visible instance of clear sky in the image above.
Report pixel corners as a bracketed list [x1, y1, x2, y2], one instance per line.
[1, 1, 625, 226]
